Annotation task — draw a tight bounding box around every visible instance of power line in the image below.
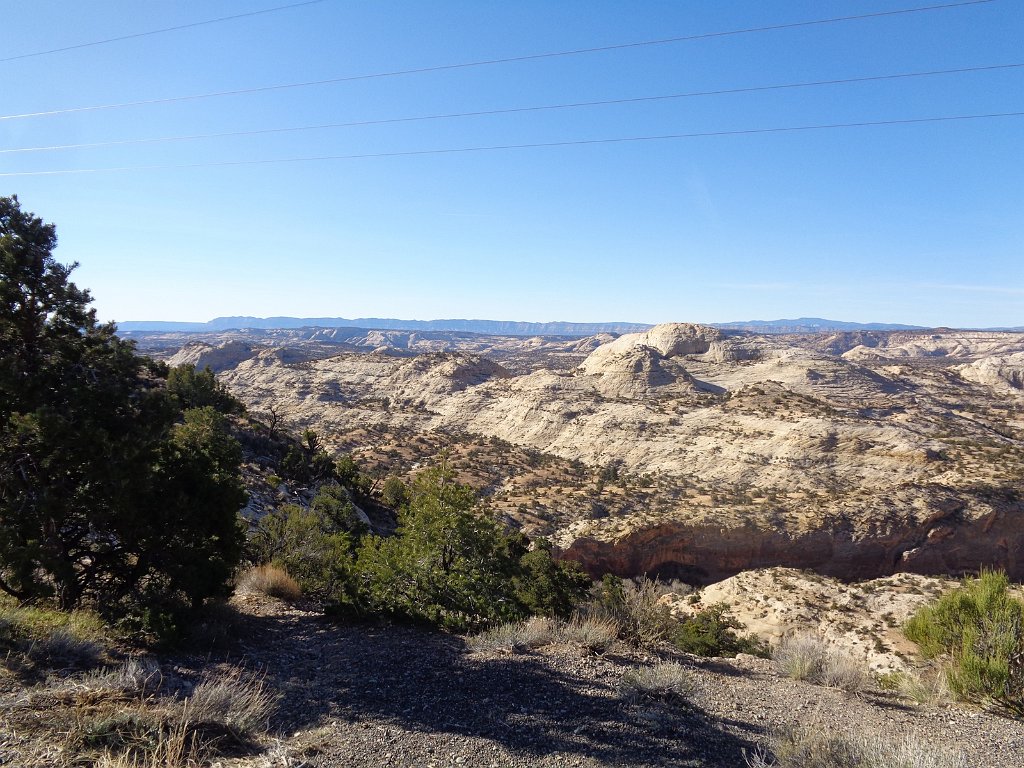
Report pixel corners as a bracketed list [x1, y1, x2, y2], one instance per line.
[2, 111, 1020, 177]
[2, 62, 1019, 155]
[0, 0, 330, 63]
[0, 0, 994, 122]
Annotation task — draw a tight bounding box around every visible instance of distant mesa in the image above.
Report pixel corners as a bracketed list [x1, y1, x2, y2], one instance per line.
[118, 315, 964, 337]
[120, 316, 652, 337]
[714, 317, 927, 334]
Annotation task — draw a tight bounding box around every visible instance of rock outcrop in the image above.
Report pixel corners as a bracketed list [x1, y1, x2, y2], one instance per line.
[558, 485, 1024, 582]
[956, 352, 1024, 392]
[167, 340, 255, 372]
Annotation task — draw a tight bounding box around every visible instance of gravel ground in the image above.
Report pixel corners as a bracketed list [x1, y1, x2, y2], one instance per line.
[172, 593, 1024, 768]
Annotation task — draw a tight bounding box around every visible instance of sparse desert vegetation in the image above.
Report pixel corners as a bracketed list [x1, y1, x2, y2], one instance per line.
[4, 196, 1024, 765]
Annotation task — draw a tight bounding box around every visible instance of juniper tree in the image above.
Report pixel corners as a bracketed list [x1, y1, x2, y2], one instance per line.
[0, 196, 244, 626]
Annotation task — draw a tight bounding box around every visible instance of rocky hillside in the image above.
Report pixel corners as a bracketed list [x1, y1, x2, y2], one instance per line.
[141, 323, 1024, 583]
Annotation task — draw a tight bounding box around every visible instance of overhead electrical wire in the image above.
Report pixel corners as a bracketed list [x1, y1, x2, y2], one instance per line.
[0, 0, 995, 122]
[2, 111, 1020, 177]
[1, 62, 1019, 155]
[0, 0, 330, 63]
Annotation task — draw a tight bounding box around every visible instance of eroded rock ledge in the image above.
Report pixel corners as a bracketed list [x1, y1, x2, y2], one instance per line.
[559, 487, 1024, 583]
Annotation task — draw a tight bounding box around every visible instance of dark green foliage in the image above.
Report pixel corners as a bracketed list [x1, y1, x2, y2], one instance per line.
[166, 363, 243, 414]
[513, 538, 591, 619]
[253, 460, 590, 630]
[904, 570, 1024, 715]
[0, 196, 245, 632]
[311, 483, 368, 536]
[351, 464, 526, 631]
[670, 603, 769, 658]
[250, 503, 353, 601]
[279, 429, 335, 485]
[335, 453, 370, 494]
[380, 475, 409, 509]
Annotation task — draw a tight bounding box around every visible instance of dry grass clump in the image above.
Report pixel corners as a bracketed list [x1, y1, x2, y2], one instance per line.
[618, 661, 700, 704]
[558, 615, 620, 653]
[468, 615, 619, 654]
[745, 725, 967, 768]
[581, 575, 675, 649]
[468, 616, 558, 653]
[80, 657, 163, 697]
[773, 633, 869, 692]
[25, 628, 104, 668]
[2, 661, 279, 767]
[237, 565, 303, 602]
[896, 668, 952, 707]
[184, 668, 279, 736]
[90, 720, 198, 768]
[774, 633, 828, 681]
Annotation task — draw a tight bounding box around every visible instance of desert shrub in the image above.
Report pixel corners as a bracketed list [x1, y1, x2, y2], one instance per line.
[352, 464, 525, 631]
[335, 453, 370, 494]
[585, 574, 674, 648]
[819, 650, 871, 693]
[773, 633, 868, 692]
[183, 668, 278, 737]
[774, 633, 829, 681]
[166, 363, 243, 414]
[237, 564, 302, 602]
[745, 724, 967, 768]
[380, 475, 409, 509]
[468, 616, 558, 653]
[558, 615, 620, 653]
[893, 668, 952, 707]
[279, 429, 336, 485]
[618, 661, 699, 704]
[904, 569, 1024, 715]
[671, 603, 769, 658]
[82, 657, 163, 696]
[250, 504, 353, 601]
[469, 614, 620, 654]
[310, 482, 368, 536]
[513, 539, 591, 620]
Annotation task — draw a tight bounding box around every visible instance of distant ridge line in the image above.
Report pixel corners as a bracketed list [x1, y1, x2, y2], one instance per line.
[110, 315, 1004, 336]
[118, 317, 653, 336]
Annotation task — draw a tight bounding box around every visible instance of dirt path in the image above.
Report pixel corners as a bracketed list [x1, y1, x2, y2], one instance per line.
[190, 594, 1023, 768]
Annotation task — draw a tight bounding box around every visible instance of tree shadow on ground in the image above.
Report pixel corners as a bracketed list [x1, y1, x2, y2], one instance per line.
[220, 609, 763, 767]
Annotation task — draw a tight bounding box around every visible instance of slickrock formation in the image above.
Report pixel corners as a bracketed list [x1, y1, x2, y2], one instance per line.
[167, 339, 255, 372]
[956, 352, 1024, 392]
[666, 567, 959, 672]
[149, 323, 1024, 582]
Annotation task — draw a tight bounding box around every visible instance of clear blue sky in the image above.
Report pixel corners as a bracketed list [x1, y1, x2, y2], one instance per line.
[1, 1, 1021, 327]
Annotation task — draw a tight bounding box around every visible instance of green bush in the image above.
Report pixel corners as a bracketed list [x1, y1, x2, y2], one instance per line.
[904, 569, 1024, 715]
[586, 574, 674, 648]
[349, 464, 591, 631]
[166, 363, 243, 414]
[279, 429, 335, 485]
[671, 603, 769, 658]
[380, 475, 409, 509]
[512, 538, 591, 620]
[250, 504, 354, 602]
[351, 464, 525, 631]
